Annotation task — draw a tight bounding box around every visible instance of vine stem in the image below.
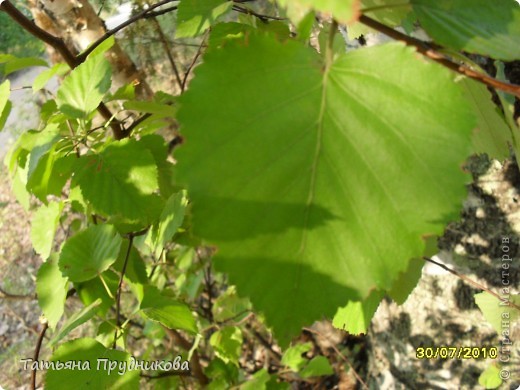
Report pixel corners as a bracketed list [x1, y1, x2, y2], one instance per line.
[113, 235, 134, 348]
[423, 257, 520, 311]
[358, 15, 520, 99]
[31, 320, 49, 390]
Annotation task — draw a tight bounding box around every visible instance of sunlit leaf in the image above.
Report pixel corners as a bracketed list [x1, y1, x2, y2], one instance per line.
[59, 224, 122, 283]
[176, 0, 234, 38]
[176, 34, 474, 343]
[36, 255, 68, 329]
[411, 0, 520, 61]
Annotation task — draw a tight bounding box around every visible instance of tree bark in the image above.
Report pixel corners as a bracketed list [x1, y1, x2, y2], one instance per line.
[27, 0, 152, 99]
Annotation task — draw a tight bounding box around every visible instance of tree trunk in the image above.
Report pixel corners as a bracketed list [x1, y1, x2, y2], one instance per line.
[27, 0, 152, 99]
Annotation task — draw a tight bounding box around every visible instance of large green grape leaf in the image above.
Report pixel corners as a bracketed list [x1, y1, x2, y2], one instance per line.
[175, 0, 234, 38]
[59, 225, 122, 282]
[72, 138, 161, 222]
[277, 0, 359, 24]
[175, 34, 473, 343]
[45, 338, 139, 389]
[56, 54, 111, 118]
[411, 0, 520, 61]
[36, 255, 68, 329]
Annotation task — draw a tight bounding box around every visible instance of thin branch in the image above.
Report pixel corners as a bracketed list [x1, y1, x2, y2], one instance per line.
[358, 15, 520, 99]
[148, 11, 183, 90]
[163, 328, 209, 385]
[181, 32, 209, 92]
[231, 4, 285, 22]
[141, 370, 191, 379]
[0, 286, 36, 300]
[303, 327, 369, 390]
[77, 0, 177, 62]
[245, 324, 282, 362]
[113, 236, 134, 348]
[424, 257, 520, 311]
[31, 320, 49, 390]
[142, 5, 178, 19]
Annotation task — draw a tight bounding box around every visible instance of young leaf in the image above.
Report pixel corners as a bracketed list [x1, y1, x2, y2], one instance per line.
[332, 290, 385, 335]
[31, 201, 63, 260]
[36, 255, 68, 330]
[360, 0, 412, 27]
[474, 291, 520, 334]
[72, 138, 161, 222]
[45, 338, 140, 389]
[48, 299, 102, 347]
[56, 54, 112, 118]
[33, 62, 70, 93]
[146, 190, 188, 257]
[140, 285, 197, 333]
[175, 0, 234, 38]
[281, 343, 312, 372]
[59, 225, 122, 283]
[299, 356, 334, 378]
[239, 369, 271, 390]
[460, 78, 512, 160]
[3, 57, 48, 76]
[77, 271, 119, 316]
[478, 364, 503, 389]
[175, 34, 474, 343]
[411, 0, 520, 61]
[0, 79, 11, 131]
[277, 0, 359, 24]
[210, 326, 243, 366]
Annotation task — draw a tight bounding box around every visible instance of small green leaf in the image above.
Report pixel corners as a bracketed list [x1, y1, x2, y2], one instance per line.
[27, 148, 75, 202]
[106, 83, 135, 101]
[72, 138, 161, 222]
[77, 271, 119, 316]
[277, 0, 359, 24]
[474, 292, 520, 334]
[85, 35, 116, 59]
[239, 369, 271, 390]
[0, 79, 11, 131]
[332, 291, 384, 335]
[56, 54, 112, 118]
[299, 356, 333, 378]
[210, 326, 243, 366]
[360, 0, 412, 27]
[478, 364, 503, 389]
[388, 256, 425, 305]
[31, 201, 63, 260]
[146, 190, 188, 257]
[59, 225, 122, 282]
[48, 299, 102, 347]
[176, 0, 234, 38]
[460, 78, 512, 160]
[33, 63, 70, 92]
[113, 239, 148, 284]
[45, 338, 140, 389]
[140, 285, 197, 333]
[281, 343, 312, 372]
[212, 286, 252, 322]
[0, 100, 12, 132]
[4, 57, 48, 76]
[411, 0, 520, 61]
[36, 255, 68, 329]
